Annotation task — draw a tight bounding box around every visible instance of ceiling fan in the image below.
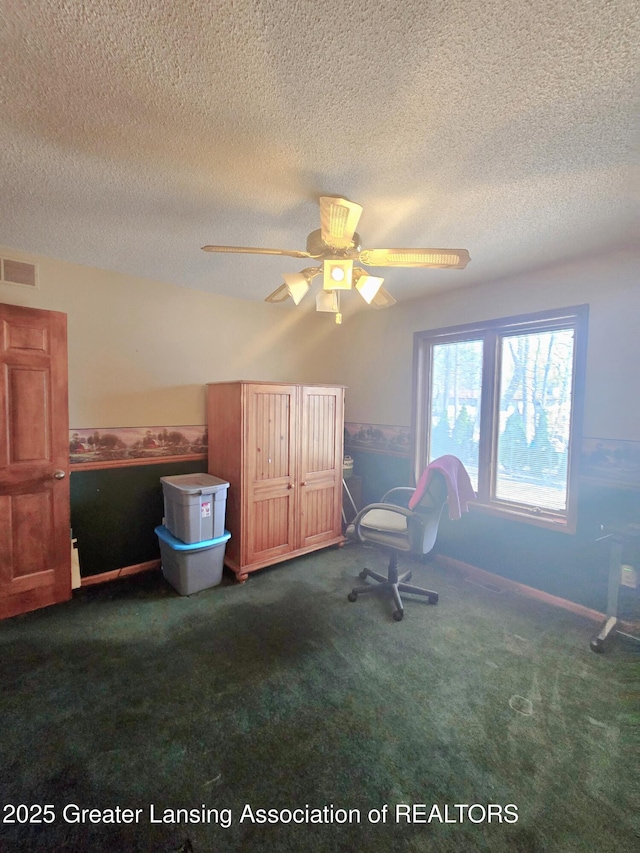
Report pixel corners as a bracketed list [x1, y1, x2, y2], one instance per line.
[202, 196, 470, 323]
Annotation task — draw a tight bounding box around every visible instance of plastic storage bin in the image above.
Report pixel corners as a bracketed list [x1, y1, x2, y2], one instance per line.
[155, 525, 231, 595]
[161, 473, 229, 544]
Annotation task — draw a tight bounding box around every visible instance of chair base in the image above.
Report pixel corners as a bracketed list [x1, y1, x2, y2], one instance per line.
[347, 552, 438, 621]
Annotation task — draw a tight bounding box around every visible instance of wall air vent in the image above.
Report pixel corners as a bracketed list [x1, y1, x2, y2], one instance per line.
[1, 257, 38, 288]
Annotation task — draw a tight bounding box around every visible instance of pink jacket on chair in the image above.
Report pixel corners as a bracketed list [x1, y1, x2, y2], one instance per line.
[408, 455, 476, 520]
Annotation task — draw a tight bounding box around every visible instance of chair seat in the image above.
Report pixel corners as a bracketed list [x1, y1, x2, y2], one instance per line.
[359, 508, 408, 533]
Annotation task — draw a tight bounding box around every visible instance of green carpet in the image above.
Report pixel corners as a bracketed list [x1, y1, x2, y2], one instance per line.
[1, 543, 638, 852]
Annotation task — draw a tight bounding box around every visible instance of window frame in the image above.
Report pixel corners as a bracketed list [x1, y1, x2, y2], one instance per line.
[412, 305, 589, 533]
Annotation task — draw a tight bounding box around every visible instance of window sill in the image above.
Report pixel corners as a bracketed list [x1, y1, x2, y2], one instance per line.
[468, 500, 576, 534]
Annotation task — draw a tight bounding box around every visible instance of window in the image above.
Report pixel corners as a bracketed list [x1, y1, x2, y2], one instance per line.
[412, 305, 588, 532]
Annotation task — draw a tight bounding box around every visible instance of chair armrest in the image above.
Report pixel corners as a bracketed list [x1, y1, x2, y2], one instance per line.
[379, 486, 416, 507]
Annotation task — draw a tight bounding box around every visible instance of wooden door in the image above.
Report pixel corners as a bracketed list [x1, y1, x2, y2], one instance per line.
[244, 384, 298, 570]
[298, 386, 344, 549]
[0, 304, 71, 619]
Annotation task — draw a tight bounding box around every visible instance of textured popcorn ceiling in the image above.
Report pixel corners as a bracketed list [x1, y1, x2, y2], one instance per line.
[0, 0, 637, 304]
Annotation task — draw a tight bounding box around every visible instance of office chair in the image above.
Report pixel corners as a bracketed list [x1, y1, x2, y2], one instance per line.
[346, 470, 448, 621]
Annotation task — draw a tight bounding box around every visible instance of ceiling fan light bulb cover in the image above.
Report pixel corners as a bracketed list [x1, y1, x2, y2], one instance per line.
[355, 273, 384, 304]
[323, 259, 353, 291]
[282, 272, 310, 305]
[316, 291, 339, 313]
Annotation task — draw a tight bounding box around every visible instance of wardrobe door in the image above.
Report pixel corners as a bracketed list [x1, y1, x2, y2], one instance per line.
[244, 384, 298, 567]
[297, 385, 344, 550]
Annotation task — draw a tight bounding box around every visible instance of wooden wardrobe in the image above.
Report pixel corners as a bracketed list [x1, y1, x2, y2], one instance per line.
[207, 381, 345, 581]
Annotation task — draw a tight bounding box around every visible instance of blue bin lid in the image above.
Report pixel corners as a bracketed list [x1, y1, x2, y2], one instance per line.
[155, 525, 231, 551]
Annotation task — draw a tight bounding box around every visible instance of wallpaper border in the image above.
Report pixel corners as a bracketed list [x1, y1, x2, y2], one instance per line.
[69, 425, 207, 469]
[68, 422, 640, 488]
[345, 422, 640, 488]
[344, 422, 411, 457]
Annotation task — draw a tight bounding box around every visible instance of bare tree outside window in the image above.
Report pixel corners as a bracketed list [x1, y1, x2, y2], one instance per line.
[430, 339, 483, 489]
[495, 330, 574, 510]
[413, 306, 588, 532]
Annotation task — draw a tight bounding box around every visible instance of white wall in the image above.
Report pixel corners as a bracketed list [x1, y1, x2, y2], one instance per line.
[0, 246, 338, 429]
[321, 249, 639, 442]
[2, 245, 637, 443]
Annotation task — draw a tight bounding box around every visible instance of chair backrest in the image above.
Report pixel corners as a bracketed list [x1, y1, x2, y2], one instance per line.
[413, 469, 447, 511]
[411, 470, 447, 555]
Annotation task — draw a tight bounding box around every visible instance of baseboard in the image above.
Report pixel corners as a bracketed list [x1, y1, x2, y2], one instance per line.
[80, 560, 161, 587]
[436, 555, 606, 623]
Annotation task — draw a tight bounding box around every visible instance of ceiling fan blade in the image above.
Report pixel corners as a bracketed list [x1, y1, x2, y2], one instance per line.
[358, 248, 471, 269]
[370, 286, 397, 309]
[319, 196, 363, 250]
[264, 284, 291, 303]
[202, 244, 316, 259]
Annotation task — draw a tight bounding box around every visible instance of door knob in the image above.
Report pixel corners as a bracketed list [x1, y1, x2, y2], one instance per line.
[53, 470, 66, 480]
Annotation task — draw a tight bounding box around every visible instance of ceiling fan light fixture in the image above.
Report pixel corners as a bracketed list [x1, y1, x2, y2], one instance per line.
[282, 267, 321, 305]
[353, 268, 384, 304]
[316, 290, 342, 324]
[323, 259, 353, 291]
[282, 271, 310, 305]
[315, 290, 339, 313]
[203, 195, 471, 313]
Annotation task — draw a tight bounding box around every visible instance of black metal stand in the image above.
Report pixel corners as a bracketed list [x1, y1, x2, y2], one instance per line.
[590, 525, 640, 652]
[342, 477, 358, 526]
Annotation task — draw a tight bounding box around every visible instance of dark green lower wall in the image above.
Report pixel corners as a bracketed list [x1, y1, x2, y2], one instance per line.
[348, 448, 640, 614]
[71, 451, 638, 612]
[70, 459, 208, 577]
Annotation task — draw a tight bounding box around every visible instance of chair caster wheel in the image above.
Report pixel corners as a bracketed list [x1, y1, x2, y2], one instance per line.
[359, 570, 368, 580]
[348, 592, 358, 602]
[393, 610, 404, 621]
